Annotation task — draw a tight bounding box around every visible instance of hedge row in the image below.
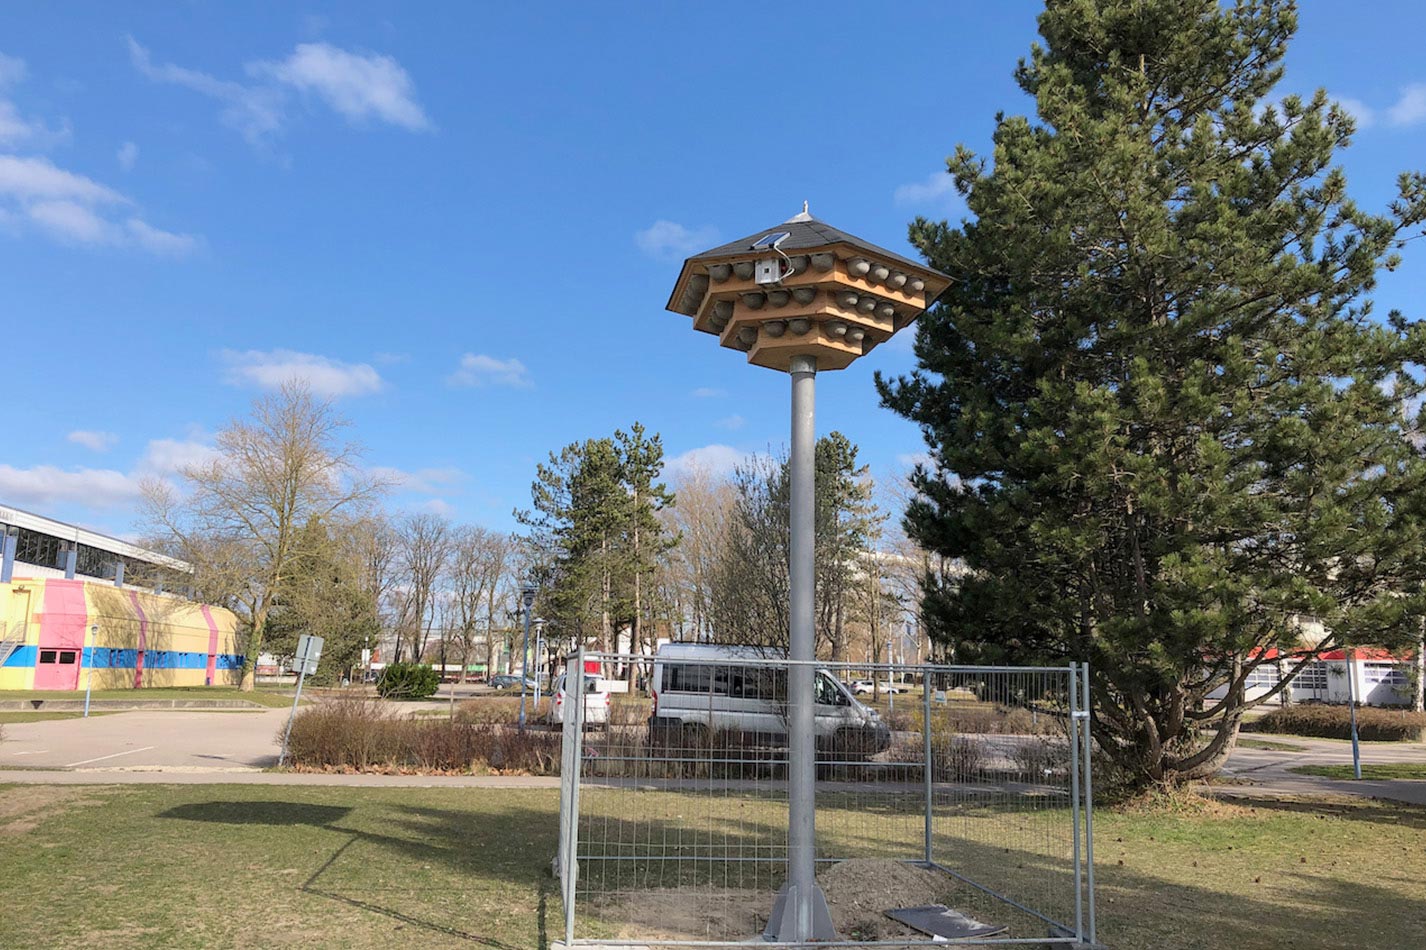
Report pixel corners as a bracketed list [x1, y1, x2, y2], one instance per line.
[1249, 704, 1426, 742]
[283, 695, 560, 773]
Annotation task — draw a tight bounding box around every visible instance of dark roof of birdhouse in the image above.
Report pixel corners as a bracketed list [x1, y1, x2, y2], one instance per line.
[683, 207, 941, 276]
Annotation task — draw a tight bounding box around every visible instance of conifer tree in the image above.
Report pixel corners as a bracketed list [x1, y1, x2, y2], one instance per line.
[878, 0, 1426, 785]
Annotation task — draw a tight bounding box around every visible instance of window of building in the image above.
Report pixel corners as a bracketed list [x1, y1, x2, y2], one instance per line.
[58, 650, 77, 664]
[1244, 666, 1280, 689]
[1293, 663, 1328, 691]
[38, 650, 57, 664]
[1364, 663, 1407, 687]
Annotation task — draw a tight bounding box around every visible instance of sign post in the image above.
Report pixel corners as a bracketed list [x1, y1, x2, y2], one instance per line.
[278, 635, 323, 768]
[83, 623, 99, 718]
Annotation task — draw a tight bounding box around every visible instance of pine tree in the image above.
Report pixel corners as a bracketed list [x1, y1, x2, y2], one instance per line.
[877, 0, 1426, 786]
[616, 423, 677, 682]
[712, 433, 883, 655]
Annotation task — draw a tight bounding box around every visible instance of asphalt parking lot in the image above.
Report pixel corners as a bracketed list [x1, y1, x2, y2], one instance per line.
[2, 708, 288, 771]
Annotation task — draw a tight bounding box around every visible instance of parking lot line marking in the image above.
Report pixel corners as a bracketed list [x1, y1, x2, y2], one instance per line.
[11, 750, 49, 756]
[65, 746, 155, 768]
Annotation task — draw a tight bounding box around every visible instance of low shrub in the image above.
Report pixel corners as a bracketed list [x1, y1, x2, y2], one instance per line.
[454, 696, 550, 725]
[1249, 704, 1426, 742]
[283, 694, 560, 773]
[376, 663, 440, 700]
[1009, 736, 1071, 779]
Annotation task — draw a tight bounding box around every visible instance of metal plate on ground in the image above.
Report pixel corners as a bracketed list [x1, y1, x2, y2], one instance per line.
[887, 904, 1007, 939]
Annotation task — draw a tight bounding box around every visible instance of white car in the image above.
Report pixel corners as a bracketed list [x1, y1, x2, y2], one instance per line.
[550, 673, 610, 726]
[849, 680, 875, 695]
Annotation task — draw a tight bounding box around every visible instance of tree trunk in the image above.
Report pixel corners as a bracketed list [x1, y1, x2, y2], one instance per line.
[1415, 621, 1425, 714]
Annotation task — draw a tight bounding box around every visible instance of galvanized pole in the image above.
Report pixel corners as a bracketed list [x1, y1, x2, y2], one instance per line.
[922, 671, 933, 864]
[518, 586, 535, 734]
[1346, 650, 1362, 780]
[767, 353, 836, 942]
[1080, 662, 1097, 945]
[277, 664, 309, 768]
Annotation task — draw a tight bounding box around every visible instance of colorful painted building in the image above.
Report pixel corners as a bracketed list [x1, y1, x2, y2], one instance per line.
[0, 578, 243, 691]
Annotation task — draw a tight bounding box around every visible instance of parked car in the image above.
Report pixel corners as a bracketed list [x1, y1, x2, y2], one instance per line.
[549, 673, 611, 726]
[489, 673, 537, 691]
[849, 680, 874, 695]
[649, 643, 890, 756]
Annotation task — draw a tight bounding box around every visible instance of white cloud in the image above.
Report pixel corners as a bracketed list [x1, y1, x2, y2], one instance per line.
[138, 438, 220, 475]
[894, 171, 961, 210]
[1333, 96, 1376, 129]
[420, 498, 456, 518]
[128, 37, 285, 146]
[252, 43, 431, 131]
[0, 155, 197, 256]
[26, 199, 110, 244]
[448, 353, 532, 388]
[715, 414, 745, 431]
[1387, 84, 1426, 127]
[0, 53, 70, 148]
[129, 36, 430, 145]
[220, 349, 385, 397]
[126, 217, 201, 256]
[663, 444, 749, 481]
[691, 387, 726, 398]
[370, 465, 466, 494]
[896, 452, 934, 469]
[635, 220, 718, 259]
[0, 155, 124, 205]
[67, 430, 119, 452]
[0, 432, 227, 512]
[0, 464, 143, 509]
[117, 141, 139, 171]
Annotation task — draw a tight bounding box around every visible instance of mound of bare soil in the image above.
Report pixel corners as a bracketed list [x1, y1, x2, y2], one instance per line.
[819, 858, 953, 941]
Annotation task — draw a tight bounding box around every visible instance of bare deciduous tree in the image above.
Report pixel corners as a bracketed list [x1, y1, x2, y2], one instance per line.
[142, 383, 383, 690]
[392, 512, 453, 663]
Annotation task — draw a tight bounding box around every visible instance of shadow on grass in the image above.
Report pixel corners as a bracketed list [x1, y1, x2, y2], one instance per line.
[159, 800, 352, 826]
[1225, 793, 1426, 831]
[157, 788, 1426, 949]
[159, 798, 546, 948]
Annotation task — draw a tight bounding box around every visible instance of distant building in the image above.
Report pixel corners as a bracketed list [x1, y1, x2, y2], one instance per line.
[0, 503, 242, 691]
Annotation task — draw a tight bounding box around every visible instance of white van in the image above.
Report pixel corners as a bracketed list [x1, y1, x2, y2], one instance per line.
[649, 643, 890, 756]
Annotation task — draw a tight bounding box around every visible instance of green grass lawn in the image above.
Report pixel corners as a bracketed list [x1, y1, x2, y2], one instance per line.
[1290, 763, 1426, 781]
[0, 687, 296, 708]
[0, 711, 117, 724]
[1, 783, 1423, 949]
[1236, 738, 1308, 752]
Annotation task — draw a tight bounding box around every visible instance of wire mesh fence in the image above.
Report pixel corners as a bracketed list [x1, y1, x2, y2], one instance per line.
[556, 649, 1096, 948]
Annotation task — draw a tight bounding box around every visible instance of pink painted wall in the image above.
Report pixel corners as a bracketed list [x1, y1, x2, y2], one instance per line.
[33, 580, 87, 690]
[201, 604, 219, 685]
[129, 590, 149, 689]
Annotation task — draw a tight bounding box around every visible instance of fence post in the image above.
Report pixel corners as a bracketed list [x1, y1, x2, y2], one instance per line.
[923, 668, 933, 864]
[1080, 662, 1097, 945]
[563, 648, 587, 946]
[1068, 664, 1083, 941]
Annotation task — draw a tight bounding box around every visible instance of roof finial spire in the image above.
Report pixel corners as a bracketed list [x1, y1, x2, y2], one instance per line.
[785, 201, 814, 224]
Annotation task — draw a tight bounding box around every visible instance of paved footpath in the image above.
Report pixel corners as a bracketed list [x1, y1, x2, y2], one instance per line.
[5, 708, 1426, 803]
[1216, 734, 1426, 806]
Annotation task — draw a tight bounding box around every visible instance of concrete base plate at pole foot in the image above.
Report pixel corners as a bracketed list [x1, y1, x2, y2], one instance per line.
[762, 880, 839, 942]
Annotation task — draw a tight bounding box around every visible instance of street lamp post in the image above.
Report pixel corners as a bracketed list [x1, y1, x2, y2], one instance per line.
[517, 583, 537, 734]
[532, 618, 546, 707]
[664, 204, 949, 943]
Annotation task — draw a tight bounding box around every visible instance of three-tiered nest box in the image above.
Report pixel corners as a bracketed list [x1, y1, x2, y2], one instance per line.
[665, 205, 952, 372]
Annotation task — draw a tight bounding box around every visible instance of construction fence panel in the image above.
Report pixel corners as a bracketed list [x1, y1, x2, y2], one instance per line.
[557, 650, 1096, 948]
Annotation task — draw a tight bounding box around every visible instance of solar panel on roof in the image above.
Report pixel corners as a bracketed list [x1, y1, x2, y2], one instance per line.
[751, 231, 790, 250]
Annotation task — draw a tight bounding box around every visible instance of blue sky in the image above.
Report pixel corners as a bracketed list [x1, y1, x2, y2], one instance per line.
[3, 2, 1425, 538]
